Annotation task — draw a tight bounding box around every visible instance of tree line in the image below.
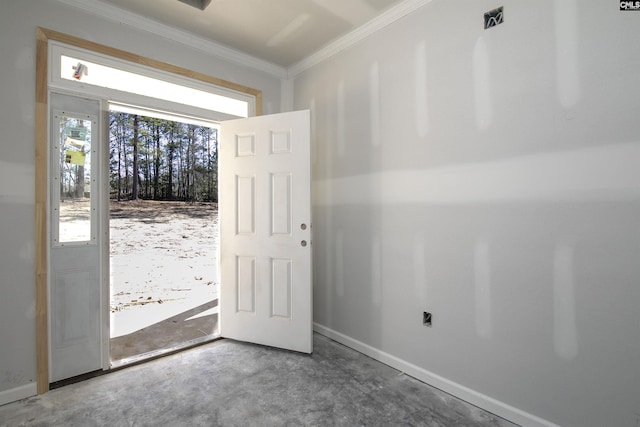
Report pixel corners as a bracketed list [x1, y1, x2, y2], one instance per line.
[109, 112, 219, 203]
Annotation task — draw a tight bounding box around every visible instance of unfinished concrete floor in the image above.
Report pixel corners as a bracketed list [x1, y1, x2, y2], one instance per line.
[0, 334, 516, 427]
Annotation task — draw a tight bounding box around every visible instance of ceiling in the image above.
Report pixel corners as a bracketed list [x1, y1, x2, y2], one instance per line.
[96, 0, 404, 67]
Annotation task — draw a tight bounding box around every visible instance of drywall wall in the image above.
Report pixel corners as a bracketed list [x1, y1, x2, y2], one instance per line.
[295, 1, 640, 426]
[0, 0, 281, 404]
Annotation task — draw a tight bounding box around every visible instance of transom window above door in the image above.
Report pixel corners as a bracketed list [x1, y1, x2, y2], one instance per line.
[49, 42, 255, 121]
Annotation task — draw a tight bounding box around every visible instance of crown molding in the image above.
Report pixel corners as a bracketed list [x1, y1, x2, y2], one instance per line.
[55, 0, 432, 81]
[55, 0, 288, 79]
[287, 0, 433, 78]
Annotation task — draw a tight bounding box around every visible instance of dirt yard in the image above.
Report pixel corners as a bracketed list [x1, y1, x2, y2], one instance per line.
[109, 200, 219, 331]
[55, 198, 219, 359]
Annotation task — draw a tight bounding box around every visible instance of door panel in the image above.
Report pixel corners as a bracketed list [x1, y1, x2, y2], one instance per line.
[219, 110, 312, 354]
[49, 92, 104, 382]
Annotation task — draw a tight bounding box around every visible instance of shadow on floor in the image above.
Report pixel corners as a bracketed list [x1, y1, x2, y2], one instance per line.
[110, 299, 219, 362]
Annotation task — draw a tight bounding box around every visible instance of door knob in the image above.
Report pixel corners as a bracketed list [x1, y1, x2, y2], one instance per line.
[300, 223, 307, 230]
[301, 240, 307, 247]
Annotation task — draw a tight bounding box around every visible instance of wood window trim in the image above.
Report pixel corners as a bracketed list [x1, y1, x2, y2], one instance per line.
[35, 27, 263, 394]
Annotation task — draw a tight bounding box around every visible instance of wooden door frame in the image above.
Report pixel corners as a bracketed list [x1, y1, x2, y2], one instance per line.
[35, 27, 262, 393]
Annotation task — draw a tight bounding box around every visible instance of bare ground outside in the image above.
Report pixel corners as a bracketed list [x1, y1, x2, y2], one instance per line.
[109, 200, 219, 361]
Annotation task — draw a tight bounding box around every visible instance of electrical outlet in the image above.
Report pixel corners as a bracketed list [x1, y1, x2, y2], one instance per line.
[423, 311, 432, 327]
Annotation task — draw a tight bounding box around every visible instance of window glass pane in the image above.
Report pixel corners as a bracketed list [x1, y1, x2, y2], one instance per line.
[60, 55, 248, 118]
[58, 115, 92, 243]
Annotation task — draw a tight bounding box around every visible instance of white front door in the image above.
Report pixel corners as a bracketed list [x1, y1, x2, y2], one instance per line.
[49, 92, 106, 382]
[219, 110, 312, 353]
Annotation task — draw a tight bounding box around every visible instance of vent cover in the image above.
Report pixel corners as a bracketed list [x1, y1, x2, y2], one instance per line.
[178, 0, 212, 11]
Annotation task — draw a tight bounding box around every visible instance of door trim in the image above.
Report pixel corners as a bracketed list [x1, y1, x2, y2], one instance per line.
[35, 27, 263, 394]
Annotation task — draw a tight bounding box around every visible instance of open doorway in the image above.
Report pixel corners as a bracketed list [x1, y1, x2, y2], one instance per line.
[38, 31, 316, 394]
[107, 107, 220, 365]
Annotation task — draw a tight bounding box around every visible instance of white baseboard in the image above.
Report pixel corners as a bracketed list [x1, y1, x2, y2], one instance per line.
[313, 323, 559, 427]
[0, 383, 37, 406]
